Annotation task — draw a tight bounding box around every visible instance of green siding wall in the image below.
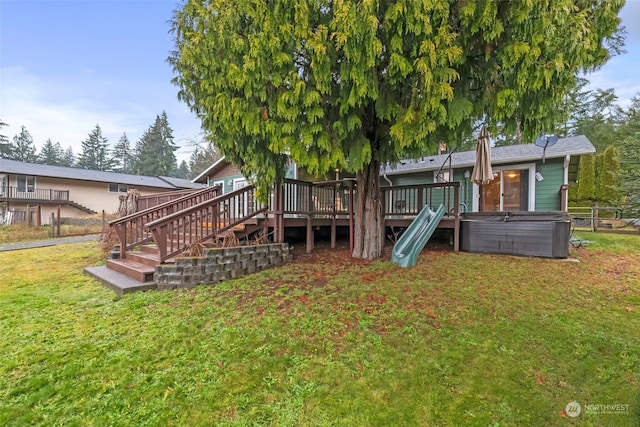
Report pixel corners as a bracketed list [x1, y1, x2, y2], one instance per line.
[385, 158, 565, 212]
[534, 158, 564, 211]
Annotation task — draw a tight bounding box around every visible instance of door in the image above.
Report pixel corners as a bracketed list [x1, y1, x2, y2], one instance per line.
[480, 169, 530, 212]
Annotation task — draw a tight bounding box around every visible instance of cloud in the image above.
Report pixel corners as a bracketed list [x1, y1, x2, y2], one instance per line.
[0, 66, 201, 163]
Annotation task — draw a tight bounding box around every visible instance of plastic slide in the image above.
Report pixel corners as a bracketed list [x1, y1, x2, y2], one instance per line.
[391, 204, 446, 268]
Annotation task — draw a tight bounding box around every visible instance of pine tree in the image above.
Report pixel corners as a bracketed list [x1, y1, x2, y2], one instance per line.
[61, 147, 76, 167]
[187, 138, 221, 179]
[0, 119, 12, 158]
[10, 126, 38, 162]
[38, 138, 65, 165]
[577, 155, 596, 203]
[174, 160, 190, 179]
[135, 113, 178, 176]
[111, 132, 135, 174]
[77, 124, 114, 171]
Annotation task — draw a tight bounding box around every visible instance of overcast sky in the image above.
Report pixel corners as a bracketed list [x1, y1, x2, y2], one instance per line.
[1, 0, 639, 164]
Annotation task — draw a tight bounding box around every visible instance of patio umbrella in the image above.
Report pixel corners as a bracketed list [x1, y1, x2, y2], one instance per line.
[471, 125, 493, 185]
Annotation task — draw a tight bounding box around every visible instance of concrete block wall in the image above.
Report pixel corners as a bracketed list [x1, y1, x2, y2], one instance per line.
[155, 243, 291, 290]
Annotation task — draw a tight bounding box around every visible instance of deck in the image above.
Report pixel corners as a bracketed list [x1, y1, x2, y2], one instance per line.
[103, 179, 461, 287]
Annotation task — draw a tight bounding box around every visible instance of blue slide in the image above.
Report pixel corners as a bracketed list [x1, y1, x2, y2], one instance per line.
[391, 204, 446, 268]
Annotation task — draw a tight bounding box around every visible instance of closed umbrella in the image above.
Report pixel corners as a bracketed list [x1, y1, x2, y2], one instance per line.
[471, 125, 493, 185]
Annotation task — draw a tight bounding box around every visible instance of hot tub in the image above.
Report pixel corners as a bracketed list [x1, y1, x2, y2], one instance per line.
[460, 211, 571, 258]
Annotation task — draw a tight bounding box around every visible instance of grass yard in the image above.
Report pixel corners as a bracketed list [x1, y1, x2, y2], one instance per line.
[0, 223, 105, 244]
[0, 233, 639, 426]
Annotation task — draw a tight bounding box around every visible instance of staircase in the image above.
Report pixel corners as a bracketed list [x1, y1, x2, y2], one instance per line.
[68, 200, 97, 214]
[85, 184, 267, 294]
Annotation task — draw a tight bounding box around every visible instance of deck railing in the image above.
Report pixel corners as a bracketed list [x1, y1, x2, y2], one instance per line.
[0, 186, 69, 201]
[280, 178, 353, 216]
[110, 185, 222, 258]
[146, 184, 267, 262]
[382, 182, 461, 217]
[137, 188, 201, 211]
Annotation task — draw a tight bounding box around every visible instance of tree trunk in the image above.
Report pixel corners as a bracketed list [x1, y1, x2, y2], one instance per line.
[352, 160, 385, 259]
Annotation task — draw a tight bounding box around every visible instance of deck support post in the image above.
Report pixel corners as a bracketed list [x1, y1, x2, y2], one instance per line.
[306, 214, 314, 253]
[453, 184, 460, 252]
[331, 215, 336, 249]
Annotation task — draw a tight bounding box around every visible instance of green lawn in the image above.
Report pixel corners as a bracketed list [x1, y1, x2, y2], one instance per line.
[1, 233, 639, 426]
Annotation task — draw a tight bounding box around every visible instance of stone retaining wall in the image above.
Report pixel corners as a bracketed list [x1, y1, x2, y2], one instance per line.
[155, 243, 291, 290]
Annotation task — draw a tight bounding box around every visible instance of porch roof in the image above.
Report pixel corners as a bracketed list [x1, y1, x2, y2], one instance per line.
[383, 135, 595, 175]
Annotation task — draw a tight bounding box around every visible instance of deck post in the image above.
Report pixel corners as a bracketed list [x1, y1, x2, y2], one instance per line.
[453, 183, 460, 252]
[349, 183, 354, 255]
[306, 214, 314, 253]
[330, 186, 336, 248]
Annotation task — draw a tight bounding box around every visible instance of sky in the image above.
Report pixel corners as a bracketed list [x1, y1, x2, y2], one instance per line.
[1, 0, 639, 165]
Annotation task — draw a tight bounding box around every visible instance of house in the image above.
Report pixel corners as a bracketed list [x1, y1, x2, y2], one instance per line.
[192, 156, 338, 190]
[382, 135, 595, 212]
[0, 158, 204, 224]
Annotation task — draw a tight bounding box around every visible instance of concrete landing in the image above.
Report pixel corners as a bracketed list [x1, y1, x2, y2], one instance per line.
[84, 265, 157, 295]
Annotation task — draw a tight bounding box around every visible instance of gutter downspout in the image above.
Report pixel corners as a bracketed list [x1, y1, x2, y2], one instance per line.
[382, 169, 393, 214]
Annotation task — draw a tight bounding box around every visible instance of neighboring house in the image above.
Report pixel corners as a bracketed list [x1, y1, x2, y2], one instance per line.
[0, 158, 204, 224]
[382, 135, 595, 212]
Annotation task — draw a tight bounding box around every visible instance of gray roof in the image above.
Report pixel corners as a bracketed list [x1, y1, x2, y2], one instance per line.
[0, 158, 192, 189]
[383, 135, 596, 175]
[159, 176, 206, 189]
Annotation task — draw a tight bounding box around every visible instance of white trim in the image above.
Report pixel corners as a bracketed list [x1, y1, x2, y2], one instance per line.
[472, 163, 536, 212]
[192, 156, 227, 183]
[232, 178, 248, 190]
[563, 155, 570, 185]
[213, 180, 225, 194]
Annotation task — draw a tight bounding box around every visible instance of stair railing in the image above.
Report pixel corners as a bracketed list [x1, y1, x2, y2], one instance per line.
[110, 185, 222, 259]
[145, 184, 267, 263]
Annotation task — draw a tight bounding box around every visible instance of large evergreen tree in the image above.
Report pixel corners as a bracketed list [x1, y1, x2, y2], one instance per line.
[61, 146, 76, 167]
[38, 138, 65, 165]
[577, 154, 596, 203]
[135, 113, 178, 176]
[77, 124, 114, 171]
[111, 132, 136, 174]
[596, 145, 622, 204]
[10, 126, 38, 162]
[0, 119, 12, 158]
[170, 0, 624, 259]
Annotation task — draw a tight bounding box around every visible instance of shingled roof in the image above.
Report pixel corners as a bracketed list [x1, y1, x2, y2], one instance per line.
[383, 135, 596, 175]
[0, 158, 203, 190]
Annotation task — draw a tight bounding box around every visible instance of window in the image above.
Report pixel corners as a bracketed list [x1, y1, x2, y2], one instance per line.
[17, 175, 36, 193]
[109, 183, 129, 193]
[213, 180, 225, 194]
[434, 170, 450, 183]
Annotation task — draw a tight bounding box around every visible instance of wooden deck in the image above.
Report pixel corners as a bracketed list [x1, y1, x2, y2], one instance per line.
[106, 179, 461, 284]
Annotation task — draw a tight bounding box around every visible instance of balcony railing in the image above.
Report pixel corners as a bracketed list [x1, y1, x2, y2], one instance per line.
[0, 186, 69, 201]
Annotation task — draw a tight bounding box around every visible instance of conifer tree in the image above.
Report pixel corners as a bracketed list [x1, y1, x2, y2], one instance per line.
[10, 126, 38, 162]
[111, 132, 135, 174]
[577, 155, 596, 203]
[77, 124, 114, 171]
[135, 113, 178, 176]
[170, 0, 625, 258]
[61, 146, 76, 167]
[38, 138, 65, 165]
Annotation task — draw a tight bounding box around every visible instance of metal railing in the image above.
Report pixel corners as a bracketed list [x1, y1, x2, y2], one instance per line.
[0, 186, 69, 201]
[568, 206, 623, 231]
[110, 185, 222, 258]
